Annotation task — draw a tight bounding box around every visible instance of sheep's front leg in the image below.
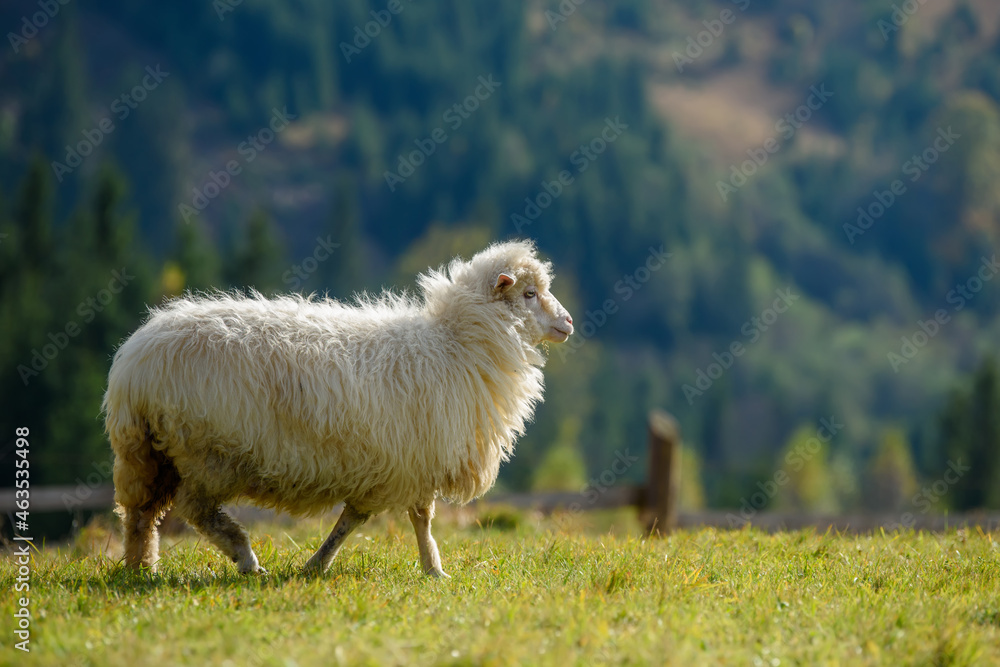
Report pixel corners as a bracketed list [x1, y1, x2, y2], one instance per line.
[174, 484, 264, 575]
[409, 502, 449, 578]
[302, 504, 370, 574]
[183, 505, 263, 574]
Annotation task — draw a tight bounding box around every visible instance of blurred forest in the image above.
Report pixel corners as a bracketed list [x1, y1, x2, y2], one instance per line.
[3, 0, 1000, 527]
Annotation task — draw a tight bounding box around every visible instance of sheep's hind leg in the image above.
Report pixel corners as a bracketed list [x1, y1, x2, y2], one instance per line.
[175, 489, 264, 574]
[121, 505, 167, 572]
[302, 504, 370, 574]
[409, 502, 449, 578]
[115, 437, 179, 572]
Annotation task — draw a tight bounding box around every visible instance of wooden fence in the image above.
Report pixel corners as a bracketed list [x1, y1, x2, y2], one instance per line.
[5, 410, 1000, 534]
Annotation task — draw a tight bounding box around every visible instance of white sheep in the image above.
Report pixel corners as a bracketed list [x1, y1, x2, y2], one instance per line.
[104, 240, 574, 577]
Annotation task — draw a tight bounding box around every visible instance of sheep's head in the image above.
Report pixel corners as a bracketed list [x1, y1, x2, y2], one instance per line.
[423, 240, 574, 347]
[492, 268, 574, 345]
[469, 241, 573, 346]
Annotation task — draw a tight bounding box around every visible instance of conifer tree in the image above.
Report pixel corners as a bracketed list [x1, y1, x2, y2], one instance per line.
[16, 158, 52, 269]
[865, 428, 919, 511]
[170, 218, 221, 294]
[39, 165, 150, 485]
[321, 173, 364, 295]
[774, 425, 840, 513]
[24, 11, 87, 204]
[225, 208, 286, 293]
[1, 163, 56, 485]
[939, 357, 1000, 509]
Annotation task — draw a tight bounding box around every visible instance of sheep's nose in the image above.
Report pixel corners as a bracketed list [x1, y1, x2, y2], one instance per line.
[566, 315, 573, 325]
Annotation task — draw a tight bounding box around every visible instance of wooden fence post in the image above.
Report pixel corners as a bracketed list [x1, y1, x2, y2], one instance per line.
[644, 410, 680, 535]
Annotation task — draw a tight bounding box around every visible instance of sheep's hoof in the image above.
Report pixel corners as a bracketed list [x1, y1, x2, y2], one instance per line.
[237, 554, 266, 575]
[301, 558, 326, 576]
[122, 562, 157, 576]
[426, 568, 451, 579]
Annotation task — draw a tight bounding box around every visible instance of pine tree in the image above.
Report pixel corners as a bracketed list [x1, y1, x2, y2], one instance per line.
[320, 173, 364, 296]
[225, 208, 286, 293]
[22, 10, 88, 205]
[4, 159, 54, 377]
[1, 164, 56, 486]
[91, 165, 131, 264]
[73, 165, 150, 351]
[107, 62, 186, 246]
[940, 357, 1000, 509]
[774, 425, 840, 513]
[0, 187, 11, 290]
[15, 158, 52, 269]
[168, 218, 221, 295]
[699, 376, 730, 506]
[37, 165, 151, 485]
[865, 428, 919, 511]
[969, 358, 1000, 508]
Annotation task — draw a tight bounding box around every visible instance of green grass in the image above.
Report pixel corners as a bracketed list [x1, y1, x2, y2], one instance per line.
[2, 509, 999, 666]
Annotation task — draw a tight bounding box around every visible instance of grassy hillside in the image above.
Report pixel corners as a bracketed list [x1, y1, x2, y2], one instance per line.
[2, 514, 999, 665]
[4, 0, 1000, 521]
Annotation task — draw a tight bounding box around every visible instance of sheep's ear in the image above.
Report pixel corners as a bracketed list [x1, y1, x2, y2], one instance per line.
[494, 272, 516, 290]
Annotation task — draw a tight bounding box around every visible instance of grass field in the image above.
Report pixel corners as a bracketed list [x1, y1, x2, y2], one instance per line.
[2, 508, 999, 666]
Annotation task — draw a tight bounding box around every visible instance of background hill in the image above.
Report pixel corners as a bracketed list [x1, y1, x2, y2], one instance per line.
[3, 0, 1000, 531]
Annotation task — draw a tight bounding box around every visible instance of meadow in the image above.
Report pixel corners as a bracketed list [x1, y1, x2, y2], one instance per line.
[2, 508, 999, 666]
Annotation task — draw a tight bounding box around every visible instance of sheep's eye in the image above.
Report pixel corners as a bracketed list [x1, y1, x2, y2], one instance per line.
[524, 290, 537, 299]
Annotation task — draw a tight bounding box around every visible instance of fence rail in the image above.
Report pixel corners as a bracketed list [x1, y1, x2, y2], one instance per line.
[5, 411, 1000, 534]
[1, 484, 115, 513]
